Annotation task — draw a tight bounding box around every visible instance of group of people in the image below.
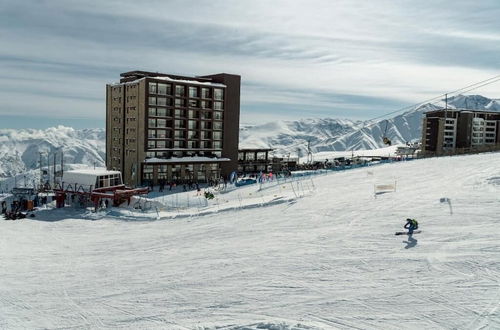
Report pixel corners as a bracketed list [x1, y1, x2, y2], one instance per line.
[2, 200, 28, 220]
[150, 177, 228, 193]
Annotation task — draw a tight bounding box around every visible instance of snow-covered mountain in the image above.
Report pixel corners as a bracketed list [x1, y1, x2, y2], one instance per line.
[1, 95, 499, 180]
[240, 94, 500, 156]
[0, 126, 105, 179]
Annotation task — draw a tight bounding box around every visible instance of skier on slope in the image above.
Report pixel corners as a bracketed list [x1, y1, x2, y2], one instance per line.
[404, 218, 418, 235]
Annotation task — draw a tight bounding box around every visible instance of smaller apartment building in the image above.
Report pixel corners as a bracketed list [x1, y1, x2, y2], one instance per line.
[421, 109, 500, 156]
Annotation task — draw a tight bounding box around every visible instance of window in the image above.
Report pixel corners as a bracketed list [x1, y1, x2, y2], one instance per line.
[148, 119, 156, 127]
[188, 120, 198, 129]
[148, 140, 156, 148]
[157, 108, 167, 117]
[174, 120, 185, 128]
[175, 109, 185, 117]
[143, 165, 153, 180]
[201, 131, 211, 139]
[157, 130, 167, 138]
[158, 165, 168, 179]
[187, 141, 199, 149]
[189, 87, 199, 98]
[214, 88, 223, 100]
[257, 152, 267, 160]
[148, 107, 157, 116]
[213, 122, 222, 130]
[148, 129, 156, 138]
[156, 140, 166, 148]
[148, 97, 157, 105]
[213, 132, 222, 140]
[149, 82, 157, 94]
[213, 141, 222, 149]
[200, 111, 211, 120]
[246, 153, 255, 161]
[158, 83, 171, 95]
[175, 98, 185, 107]
[202, 141, 212, 148]
[201, 100, 211, 109]
[214, 101, 223, 110]
[157, 97, 167, 106]
[175, 85, 185, 97]
[188, 110, 198, 119]
[201, 88, 210, 98]
[174, 130, 185, 138]
[157, 119, 167, 128]
[201, 121, 212, 129]
[213, 111, 223, 120]
[189, 99, 199, 108]
[238, 152, 244, 160]
[174, 140, 185, 148]
[188, 130, 197, 139]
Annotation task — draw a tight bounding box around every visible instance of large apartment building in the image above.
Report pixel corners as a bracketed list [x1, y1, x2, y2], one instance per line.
[106, 71, 240, 187]
[421, 109, 500, 156]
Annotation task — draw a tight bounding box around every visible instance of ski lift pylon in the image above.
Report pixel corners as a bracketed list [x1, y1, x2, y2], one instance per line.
[382, 120, 392, 146]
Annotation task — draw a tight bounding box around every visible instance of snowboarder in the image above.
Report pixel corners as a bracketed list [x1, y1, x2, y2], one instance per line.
[404, 218, 418, 235]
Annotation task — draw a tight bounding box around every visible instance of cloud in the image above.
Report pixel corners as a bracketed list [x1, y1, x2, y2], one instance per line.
[1, 0, 500, 126]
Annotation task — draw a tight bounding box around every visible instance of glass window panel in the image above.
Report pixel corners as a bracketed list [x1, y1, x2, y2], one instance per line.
[157, 97, 167, 106]
[148, 107, 156, 116]
[189, 99, 199, 108]
[157, 119, 167, 127]
[156, 140, 166, 148]
[148, 118, 156, 127]
[148, 129, 156, 138]
[201, 100, 211, 109]
[214, 101, 223, 110]
[149, 82, 157, 94]
[158, 83, 171, 95]
[148, 140, 155, 148]
[157, 108, 167, 116]
[189, 87, 199, 98]
[188, 120, 198, 129]
[148, 97, 157, 105]
[157, 130, 167, 138]
[175, 98, 185, 107]
[201, 88, 211, 98]
[175, 109, 185, 117]
[213, 122, 222, 130]
[175, 85, 185, 96]
[214, 88, 223, 100]
[213, 131, 222, 140]
[213, 111, 223, 120]
[188, 130, 198, 139]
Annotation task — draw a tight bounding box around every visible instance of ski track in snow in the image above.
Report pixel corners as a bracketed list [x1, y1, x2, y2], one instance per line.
[1, 153, 500, 329]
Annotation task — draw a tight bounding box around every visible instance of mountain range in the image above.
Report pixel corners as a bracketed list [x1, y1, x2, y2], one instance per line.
[1, 94, 499, 180]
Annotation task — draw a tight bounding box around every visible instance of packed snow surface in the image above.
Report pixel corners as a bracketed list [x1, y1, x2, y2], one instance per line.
[1, 152, 500, 329]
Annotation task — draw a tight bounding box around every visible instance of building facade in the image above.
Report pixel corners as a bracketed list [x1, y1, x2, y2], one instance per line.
[237, 148, 273, 173]
[106, 71, 240, 187]
[421, 109, 500, 156]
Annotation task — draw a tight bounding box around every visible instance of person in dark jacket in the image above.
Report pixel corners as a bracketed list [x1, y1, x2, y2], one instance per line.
[404, 218, 419, 235]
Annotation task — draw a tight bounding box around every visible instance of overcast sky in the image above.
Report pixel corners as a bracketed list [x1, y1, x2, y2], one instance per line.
[1, 0, 500, 128]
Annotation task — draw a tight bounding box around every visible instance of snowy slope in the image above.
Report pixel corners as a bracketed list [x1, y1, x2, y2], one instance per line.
[1, 152, 500, 329]
[240, 94, 500, 155]
[0, 126, 105, 179]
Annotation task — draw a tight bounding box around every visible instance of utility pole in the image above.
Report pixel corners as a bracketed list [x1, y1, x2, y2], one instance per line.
[53, 152, 57, 187]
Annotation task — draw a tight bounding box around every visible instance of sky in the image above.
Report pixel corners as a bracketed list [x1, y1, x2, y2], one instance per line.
[1, 0, 500, 129]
